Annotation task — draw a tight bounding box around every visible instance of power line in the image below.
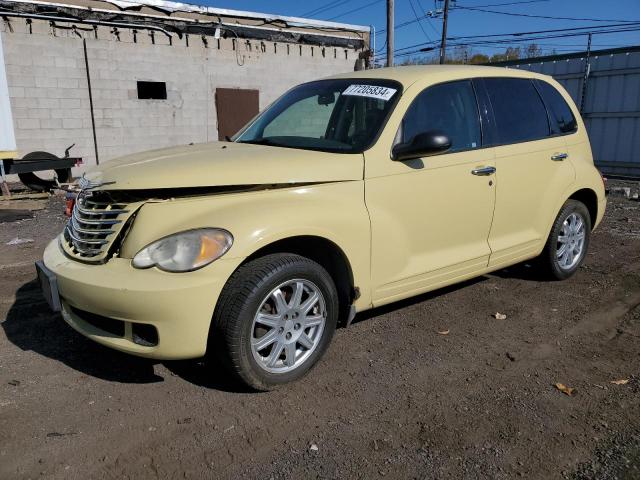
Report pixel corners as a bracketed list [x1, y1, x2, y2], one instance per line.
[380, 28, 640, 60]
[376, 13, 431, 35]
[301, 1, 343, 17]
[392, 25, 640, 52]
[416, 0, 441, 35]
[449, 28, 640, 49]
[375, 0, 638, 38]
[447, 21, 640, 41]
[375, 0, 441, 36]
[453, 39, 632, 48]
[374, 36, 637, 61]
[374, 0, 550, 35]
[514, 41, 631, 48]
[369, 1, 640, 62]
[454, 6, 640, 23]
[327, 0, 385, 20]
[374, 23, 640, 59]
[407, 0, 432, 40]
[301, 0, 355, 18]
[450, 22, 640, 40]
[455, 0, 549, 6]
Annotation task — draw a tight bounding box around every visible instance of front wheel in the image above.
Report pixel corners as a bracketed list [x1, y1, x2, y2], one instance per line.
[539, 199, 591, 280]
[210, 253, 338, 391]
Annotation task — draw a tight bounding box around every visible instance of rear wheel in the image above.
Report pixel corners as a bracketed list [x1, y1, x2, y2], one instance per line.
[539, 200, 591, 280]
[210, 253, 338, 391]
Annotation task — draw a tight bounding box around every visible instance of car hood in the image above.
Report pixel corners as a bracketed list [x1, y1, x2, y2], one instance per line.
[82, 142, 364, 191]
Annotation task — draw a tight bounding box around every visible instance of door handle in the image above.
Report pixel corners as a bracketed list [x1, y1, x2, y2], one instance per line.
[471, 166, 496, 176]
[551, 153, 569, 161]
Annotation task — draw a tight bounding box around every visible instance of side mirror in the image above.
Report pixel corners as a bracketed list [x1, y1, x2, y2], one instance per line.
[391, 130, 451, 161]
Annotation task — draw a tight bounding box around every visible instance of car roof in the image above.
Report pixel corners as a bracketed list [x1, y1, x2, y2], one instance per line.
[325, 64, 550, 88]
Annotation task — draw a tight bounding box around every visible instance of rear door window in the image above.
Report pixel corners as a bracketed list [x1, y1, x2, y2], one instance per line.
[400, 80, 481, 153]
[535, 80, 578, 135]
[484, 78, 550, 144]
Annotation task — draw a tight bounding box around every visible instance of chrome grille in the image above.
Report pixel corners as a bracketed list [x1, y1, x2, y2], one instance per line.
[62, 191, 132, 261]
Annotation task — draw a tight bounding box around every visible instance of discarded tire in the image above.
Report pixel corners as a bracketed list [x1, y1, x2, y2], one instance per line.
[17, 151, 71, 192]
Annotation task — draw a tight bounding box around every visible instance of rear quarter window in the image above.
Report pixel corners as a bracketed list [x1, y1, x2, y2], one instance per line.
[484, 78, 550, 145]
[535, 80, 578, 135]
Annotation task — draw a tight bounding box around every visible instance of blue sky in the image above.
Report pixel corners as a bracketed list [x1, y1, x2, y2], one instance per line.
[194, 0, 640, 61]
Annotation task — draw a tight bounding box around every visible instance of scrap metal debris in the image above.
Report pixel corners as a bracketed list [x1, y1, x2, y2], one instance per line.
[554, 383, 575, 396]
[610, 379, 630, 385]
[6, 237, 34, 245]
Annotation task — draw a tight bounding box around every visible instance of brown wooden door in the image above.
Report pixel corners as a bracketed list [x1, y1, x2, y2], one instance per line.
[215, 88, 260, 140]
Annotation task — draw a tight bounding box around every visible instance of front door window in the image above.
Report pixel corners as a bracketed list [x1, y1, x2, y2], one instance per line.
[399, 80, 482, 152]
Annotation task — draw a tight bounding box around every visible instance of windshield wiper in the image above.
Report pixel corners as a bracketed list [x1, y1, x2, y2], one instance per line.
[237, 138, 278, 146]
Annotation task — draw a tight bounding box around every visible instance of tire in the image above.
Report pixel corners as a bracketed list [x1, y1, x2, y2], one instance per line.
[539, 199, 591, 280]
[210, 253, 338, 391]
[17, 151, 71, 192]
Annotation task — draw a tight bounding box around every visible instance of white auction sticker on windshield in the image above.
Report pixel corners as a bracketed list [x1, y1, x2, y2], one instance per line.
[342, 84, 397, 101]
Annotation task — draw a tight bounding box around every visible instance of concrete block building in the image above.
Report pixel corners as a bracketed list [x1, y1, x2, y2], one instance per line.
[0, 0, 370, 168]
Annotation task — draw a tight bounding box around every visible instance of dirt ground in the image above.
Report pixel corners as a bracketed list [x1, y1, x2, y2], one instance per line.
[0, 180, 639, 480]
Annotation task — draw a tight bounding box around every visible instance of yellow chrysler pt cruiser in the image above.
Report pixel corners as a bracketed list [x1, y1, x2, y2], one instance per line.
[38, 65, 606, 390]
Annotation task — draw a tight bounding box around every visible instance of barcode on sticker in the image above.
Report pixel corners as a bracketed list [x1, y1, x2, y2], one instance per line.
[342, 84, 397, 101]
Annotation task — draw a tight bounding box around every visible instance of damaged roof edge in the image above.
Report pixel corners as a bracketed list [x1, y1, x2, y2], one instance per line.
[5, 0, 372, 32]
[110, 0, 371, 32]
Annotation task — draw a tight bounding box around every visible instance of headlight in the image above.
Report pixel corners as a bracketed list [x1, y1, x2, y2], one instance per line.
[132, 228, 233, 272]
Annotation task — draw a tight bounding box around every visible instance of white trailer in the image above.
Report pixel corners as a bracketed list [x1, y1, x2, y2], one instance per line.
[0, 32, 17, 160]
[0, 32, 80, 195]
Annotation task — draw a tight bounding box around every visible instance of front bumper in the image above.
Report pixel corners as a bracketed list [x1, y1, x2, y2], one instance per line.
[43, 239, 242, 360]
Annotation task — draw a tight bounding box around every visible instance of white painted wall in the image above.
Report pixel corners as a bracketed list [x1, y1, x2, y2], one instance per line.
[0, 19, 362, 168]
[0, 31, 17, 155]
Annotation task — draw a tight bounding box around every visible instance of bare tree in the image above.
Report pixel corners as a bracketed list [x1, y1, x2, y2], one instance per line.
[525, 43, 543, 58]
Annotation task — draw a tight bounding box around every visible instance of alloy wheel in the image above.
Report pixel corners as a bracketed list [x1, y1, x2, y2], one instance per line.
[556, 212, 586, 270]
[250, 279, 327, 374]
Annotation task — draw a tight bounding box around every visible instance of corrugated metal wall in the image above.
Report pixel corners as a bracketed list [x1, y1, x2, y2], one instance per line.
[495, 46, 640, 177]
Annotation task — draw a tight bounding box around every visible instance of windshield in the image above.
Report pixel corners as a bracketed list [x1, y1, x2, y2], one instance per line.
[234, 79, 402, 153]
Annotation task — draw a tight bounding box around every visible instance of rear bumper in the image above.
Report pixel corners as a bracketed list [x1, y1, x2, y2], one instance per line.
[43, 239, 241, 360]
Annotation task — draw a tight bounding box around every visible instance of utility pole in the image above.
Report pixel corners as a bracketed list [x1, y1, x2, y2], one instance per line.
[386, 0, 394, 67]
[439, 0, 450, 64]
